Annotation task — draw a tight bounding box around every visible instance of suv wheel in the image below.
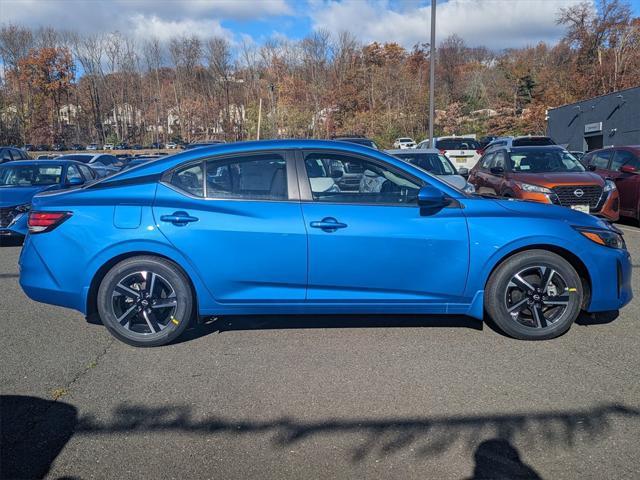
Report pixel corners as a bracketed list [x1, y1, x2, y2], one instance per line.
[97, 256, 193, 347]
[485, 250, 583, 340]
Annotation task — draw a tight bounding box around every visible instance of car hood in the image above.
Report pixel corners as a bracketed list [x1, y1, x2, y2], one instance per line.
[0, 185, 58, 207]
[493, 197, 611, 229]
[510, 171, 604, 187]
[440, 174, 467, 190]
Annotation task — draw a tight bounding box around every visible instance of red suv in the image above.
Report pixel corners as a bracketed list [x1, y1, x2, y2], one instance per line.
[582, 146, 640, 223]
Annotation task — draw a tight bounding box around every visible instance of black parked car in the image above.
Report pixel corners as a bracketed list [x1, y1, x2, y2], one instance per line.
[52, 144, 68, 152]
[1, 147, 31, 163]
[36, 144, 51, 151]
[182, 140, 226, 150]
[71, 143, 85, 151]
[331, 135, 379, 150]
[114, 143, 129, 150]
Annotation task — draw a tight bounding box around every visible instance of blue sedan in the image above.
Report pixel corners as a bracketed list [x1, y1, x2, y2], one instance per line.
[0, 160, 96, 243]
[19, 140, 632, 346]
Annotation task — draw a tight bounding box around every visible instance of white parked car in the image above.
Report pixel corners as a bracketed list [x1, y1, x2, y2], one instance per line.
[86, 143, 99, 151]
[166, 142, 178, 149]
[418, 136, 482, 170]
[103, 143, 114, 150]
[385, 148, 475, 193]
[393, 137, 416, 149]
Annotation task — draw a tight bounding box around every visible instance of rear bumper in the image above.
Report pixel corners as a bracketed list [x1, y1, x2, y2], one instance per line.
[19, 236, 85, 312]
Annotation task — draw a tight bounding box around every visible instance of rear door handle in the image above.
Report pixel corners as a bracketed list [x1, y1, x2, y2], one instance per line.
[160, 211, 199, 226]
[310, 217, 347, 232]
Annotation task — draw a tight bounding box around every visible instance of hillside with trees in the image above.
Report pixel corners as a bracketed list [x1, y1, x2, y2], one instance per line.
[0, 0, 638, 148]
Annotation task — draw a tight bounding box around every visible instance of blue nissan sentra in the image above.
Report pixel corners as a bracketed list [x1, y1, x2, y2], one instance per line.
[18, 140, 632, 347]
[0, 160, 97, 243]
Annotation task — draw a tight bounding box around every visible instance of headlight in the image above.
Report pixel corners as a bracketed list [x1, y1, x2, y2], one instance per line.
[516, 182, 552, 194]
[603, 179, 616, 192]
[463, 183, 475, 193]
[574, 227, 626, 249]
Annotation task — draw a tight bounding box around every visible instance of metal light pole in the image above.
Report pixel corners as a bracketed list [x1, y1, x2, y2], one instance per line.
[428, 0, 436, 146]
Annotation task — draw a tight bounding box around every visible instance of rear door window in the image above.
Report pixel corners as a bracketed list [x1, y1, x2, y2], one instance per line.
[205, 154, 288, 200]
[591, 150, 613, 169]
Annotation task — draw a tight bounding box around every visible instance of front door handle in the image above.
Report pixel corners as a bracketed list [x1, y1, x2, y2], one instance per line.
[310, 217, 347, 232]
[160, 211, 199, 226]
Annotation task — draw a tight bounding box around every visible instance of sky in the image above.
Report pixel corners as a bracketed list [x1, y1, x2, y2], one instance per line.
[2, 0, 639, 51]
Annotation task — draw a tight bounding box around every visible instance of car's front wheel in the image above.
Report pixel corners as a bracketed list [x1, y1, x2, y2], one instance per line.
[485, 250, 583, 340]
[97, 256, 193, 347]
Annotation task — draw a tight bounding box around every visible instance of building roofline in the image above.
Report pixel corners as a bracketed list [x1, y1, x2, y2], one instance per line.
[548, 86, 639, 111]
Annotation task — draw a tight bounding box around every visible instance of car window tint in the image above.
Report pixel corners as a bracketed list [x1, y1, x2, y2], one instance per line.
[436, 138, 481, 150]
[591, 150, 612, 169]
[492, 151, 507, 169]
[1, 149, 12, 162]
[171, 163, 204, 197]
[205, 154, 287, 200]
[67, 165, 82, 182]
[304, 153, 420, 204]
[611, 150, 639, 171]
[480, 153, 494, 170]
[78, 165, 94, 180]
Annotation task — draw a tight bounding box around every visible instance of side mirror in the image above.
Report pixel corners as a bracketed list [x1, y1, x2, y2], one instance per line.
[490, 166, 504, 175]
[458, 167, 469, 178]
[67, 177, 84, 186]
[417, 185, 449, 209]
[587, 164, 597, 171]
[620, 164, 638, 174]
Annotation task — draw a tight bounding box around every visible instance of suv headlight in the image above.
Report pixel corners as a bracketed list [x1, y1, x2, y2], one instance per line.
[516, 182, 552, 194]
[603, 179, 616, 192]
[574, 226, 625, 249]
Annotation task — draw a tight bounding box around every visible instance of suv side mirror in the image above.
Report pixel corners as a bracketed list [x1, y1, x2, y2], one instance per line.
[490, 166, 504, 175]
[457, 167, 469, 177]
[68, 177, 84, 186]
[417, 185, 449, 210]
[620, 164, 638, 174]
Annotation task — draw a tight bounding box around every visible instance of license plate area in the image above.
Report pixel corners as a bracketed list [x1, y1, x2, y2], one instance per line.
[571, 204, 590, 214]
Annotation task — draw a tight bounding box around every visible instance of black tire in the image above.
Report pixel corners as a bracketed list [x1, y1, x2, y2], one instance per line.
[485, 250, 583, 340]
[97, 256, 194, 347]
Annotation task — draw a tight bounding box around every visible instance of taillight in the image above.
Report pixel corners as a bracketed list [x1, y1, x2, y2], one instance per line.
[439, 149, 447, 154]
[28, 211, 71, 234]
[477, 149, 484, 155]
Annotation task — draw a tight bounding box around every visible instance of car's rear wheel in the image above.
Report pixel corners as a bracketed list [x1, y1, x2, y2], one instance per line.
[97, 256, 193, 347]
[485, 250, 583, 340]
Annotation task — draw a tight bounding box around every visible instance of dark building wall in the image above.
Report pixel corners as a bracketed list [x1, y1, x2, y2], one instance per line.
[547, 86, 640, 152]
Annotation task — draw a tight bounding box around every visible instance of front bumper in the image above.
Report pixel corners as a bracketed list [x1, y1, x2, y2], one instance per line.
[586, 245, 633, 312]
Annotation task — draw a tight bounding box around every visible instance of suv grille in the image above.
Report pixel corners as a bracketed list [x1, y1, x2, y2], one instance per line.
[552, 185, 602, 208]
[0, 206, 17, 227]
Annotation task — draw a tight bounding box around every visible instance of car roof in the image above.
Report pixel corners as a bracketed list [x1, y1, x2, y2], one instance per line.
[386, 148, 440, 154]
[94, 139, 464, 197]
[0, 159, 83, 167]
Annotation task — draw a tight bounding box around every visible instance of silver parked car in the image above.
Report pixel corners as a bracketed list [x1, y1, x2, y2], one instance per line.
[385, 148, 475, 193]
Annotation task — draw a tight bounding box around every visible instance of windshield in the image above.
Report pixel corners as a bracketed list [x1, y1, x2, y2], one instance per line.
[395, 152, 456, 175]
[510, 149, 585, 173]
[0, 164, 63, 186]
[436, 138, 480, 150]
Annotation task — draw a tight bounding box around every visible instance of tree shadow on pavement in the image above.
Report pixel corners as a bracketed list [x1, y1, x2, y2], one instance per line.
[177, 314, 483, 344]
[1, 395, 77, 479]
[73, 403, 638, 463]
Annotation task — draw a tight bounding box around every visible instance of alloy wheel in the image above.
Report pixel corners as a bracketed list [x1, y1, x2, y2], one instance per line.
[504, 265, 572, 329]
[111, 271, 178, 335]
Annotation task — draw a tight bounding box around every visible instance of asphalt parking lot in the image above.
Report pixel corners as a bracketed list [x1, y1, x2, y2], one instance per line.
[1, 224, 639, 480]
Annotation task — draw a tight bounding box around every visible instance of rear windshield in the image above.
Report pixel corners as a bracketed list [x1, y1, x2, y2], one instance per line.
[394, 152, 456, 175]
[509, 149, 585, 173]
[512, 137, 555, 147]
[0, 164, 63, 186]
[436, 138, 480, 150]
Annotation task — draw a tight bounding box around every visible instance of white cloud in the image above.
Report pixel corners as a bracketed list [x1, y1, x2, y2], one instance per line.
[0, 0, 291, 39]
[310, 0, 589, 50]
